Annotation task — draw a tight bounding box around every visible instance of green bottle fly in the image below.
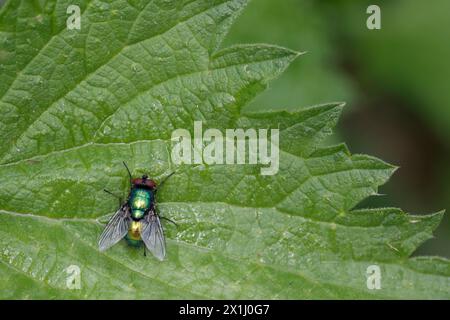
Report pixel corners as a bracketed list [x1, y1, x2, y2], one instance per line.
[98, 162, 174, 261]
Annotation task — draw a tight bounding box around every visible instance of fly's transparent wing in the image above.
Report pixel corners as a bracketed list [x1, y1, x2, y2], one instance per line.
[141, 213, 166, 261]
[98, 204, 131, 251]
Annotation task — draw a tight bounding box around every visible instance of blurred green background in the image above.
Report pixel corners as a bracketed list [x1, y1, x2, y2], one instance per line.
[225, 0, 450, 258]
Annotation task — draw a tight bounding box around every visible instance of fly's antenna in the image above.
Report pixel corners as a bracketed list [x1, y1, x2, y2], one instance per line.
[155, 171, 176, 193]
[123, 161, 132, 182]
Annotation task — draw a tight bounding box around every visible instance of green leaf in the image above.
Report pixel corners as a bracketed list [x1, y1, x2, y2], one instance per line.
[0, 0, 449, 299]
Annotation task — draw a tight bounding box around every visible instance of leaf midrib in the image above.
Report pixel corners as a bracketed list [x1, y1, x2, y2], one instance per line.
[0, 209, 429, 299]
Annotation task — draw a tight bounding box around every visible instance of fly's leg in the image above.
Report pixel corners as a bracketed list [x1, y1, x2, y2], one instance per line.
[143, 246, 147, 257]
[103, 189, 123, 207]
[153, 203, 178, 227]
[160, 216, 178, 227]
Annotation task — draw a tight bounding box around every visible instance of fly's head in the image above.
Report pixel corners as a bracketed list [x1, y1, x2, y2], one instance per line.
[132, 175, 157, 190]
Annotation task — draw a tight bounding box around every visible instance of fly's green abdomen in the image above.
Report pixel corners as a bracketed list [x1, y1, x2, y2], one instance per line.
[125, 220, 143, 247]
[128, 188, 153, 220]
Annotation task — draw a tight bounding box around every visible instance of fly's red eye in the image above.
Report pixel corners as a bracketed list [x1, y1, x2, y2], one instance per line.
[146, 180, 157, 189]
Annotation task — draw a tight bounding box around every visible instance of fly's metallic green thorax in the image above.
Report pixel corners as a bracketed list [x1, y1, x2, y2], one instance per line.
[128, 188, 154, 220]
